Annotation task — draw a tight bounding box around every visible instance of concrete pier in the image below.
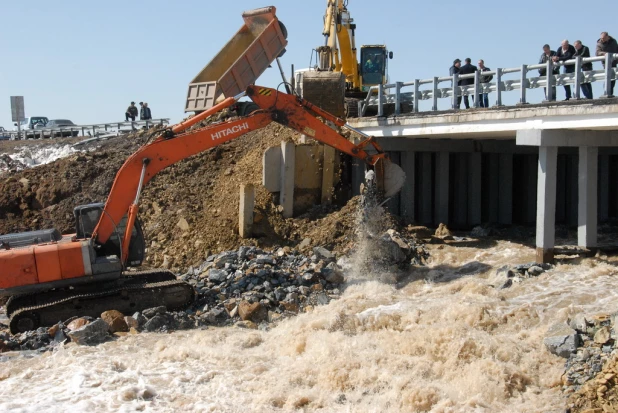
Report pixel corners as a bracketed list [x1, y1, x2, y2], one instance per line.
[578, 147, 598, 247]
[280, 141, 295, 218]
[535, 146, 558, 263]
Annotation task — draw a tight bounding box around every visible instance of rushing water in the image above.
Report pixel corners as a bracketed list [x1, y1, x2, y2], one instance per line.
[1, 239, 617, 412]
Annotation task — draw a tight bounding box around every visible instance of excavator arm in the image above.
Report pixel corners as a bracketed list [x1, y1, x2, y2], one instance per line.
[92, 85, 405, 262]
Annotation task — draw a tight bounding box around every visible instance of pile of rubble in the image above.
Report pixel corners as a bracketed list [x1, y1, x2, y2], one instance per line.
[541, 311, 618, 411]
[487, 262, 553, 289]
[0, 233, 427, 352]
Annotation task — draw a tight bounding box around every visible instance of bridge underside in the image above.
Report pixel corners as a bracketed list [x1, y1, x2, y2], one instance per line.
[350, 100, 618, 263]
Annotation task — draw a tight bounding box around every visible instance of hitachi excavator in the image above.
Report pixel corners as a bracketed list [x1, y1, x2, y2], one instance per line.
[0, 84, 406, 334]
[300, 0, 393, 118]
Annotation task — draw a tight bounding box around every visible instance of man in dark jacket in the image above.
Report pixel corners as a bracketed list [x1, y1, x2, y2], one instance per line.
[143, 103, 152, 120]
[553, 40, 576, 100]
[458, 58, 478, 109]
[125, 102, 138, 121]
[539, 44, 559, 101]
[574, 40, 593, 99]
[449, 59, 462, 108]
[478, 59, 493, 108]
[596, 32, 618, 95]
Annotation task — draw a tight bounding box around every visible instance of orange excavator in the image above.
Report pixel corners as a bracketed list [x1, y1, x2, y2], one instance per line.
[0, 84, 405, 333]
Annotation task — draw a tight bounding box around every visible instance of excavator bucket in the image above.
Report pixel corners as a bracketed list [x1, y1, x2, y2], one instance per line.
[300, 71, 346, 118]
[375, 158, 406, 198]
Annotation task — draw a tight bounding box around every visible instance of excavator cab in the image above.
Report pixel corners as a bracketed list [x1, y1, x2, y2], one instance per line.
[360, 45, 391, 89]
[73, 203, 146, 267]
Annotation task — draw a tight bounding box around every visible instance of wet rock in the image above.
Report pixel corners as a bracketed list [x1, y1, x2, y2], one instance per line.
[434, 223, 452, 238]
[544, 323, 581, 358]
[488, 267, 516, 289]
[238, 301, 268, 323]
[101, 310, 129, 333]
[407, 226, 433, 239]
[143, 315, 170, 332]
[142, 306, 167, 319]
[569, 313, 590, 333]
[470, 226, 491, 237]
[124, 316, 139, 330]
[313, 247, 334, 261]
[67, 319, 109, 346]
[526, 266, 544, 277]
[202, 308, 230, 325]
[594, 327, 612, 345]
[132, 312, 148, 328]
[324, 268, 344, 284]
[67, 318, 90, 331]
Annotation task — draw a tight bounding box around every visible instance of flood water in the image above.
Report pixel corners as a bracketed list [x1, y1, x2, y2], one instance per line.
[1, 238, 617, 412]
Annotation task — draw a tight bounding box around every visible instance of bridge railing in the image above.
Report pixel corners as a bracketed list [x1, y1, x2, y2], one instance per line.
[5, 119, 170, 140]
[361, 53, 618, 117]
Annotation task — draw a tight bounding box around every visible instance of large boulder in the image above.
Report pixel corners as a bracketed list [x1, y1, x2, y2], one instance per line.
[101, 310, 129, 333]
[544, 323, 581, 358]
[67, 319, 110, 346]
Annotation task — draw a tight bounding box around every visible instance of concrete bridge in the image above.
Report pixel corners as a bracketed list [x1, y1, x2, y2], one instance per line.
[349, 99, 618, 263]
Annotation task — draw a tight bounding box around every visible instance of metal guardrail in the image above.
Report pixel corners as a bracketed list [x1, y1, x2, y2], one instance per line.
[4, 119, 170, 140]
[361, 53, 618, 117]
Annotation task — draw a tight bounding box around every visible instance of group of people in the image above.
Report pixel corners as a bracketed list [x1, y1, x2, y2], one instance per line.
[449, 58, 493, 109]
[124, 101, 152, 122]
[449, 31, 618, 108]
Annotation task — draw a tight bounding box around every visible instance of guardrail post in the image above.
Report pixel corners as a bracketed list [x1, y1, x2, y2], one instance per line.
[413, 79, 420, 113]
[546, 59, 555, 101]
[495, 68, 503, 106]
[82, 127, 85, 137]
[395, 82, 403, 115]
[378, 83, 384, 117]
[519, 64, 528, 104]
[432, 77, 439, 111]
[452, 73, 459, 110]
[574, 56, 582, 99]
[358, 100, 363, 117]
[603, 53, 614, 98]
[473, 71, 481, 108]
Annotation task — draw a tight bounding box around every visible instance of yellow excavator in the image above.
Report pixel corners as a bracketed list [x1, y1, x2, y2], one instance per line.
[300, 0, 393, 118]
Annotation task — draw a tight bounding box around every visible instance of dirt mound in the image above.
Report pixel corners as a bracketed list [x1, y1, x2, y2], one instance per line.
[0, 123, 377, 271]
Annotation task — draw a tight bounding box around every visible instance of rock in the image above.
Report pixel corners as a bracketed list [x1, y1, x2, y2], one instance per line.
[470, 226, 491, 237]
[177, 218, 190, 231]
[132, 312, 148, 327]
[124, 316, 139, 330]
[434, 223, 452, 238]
[488, 267, 516, 289]
[544, 323, 581, 358]
[299, 238, 312, 250]
[313, 247, 334, 260]
[407, 226, 433, 239]
[101, 310, 129, 333]
[256, 255, 276, 265]
[142, 306, 167, 319]
[569, 313, 589, 333]
[527, 266, 544, 277]
[67, 319, 109, 345]
[143, 315, 170, 332]
[281, 301, 299, 313]
[594, 326, 612, 344]
[238, 301, 268, 323]
[324, 269, 344, 284]
[235, 320, 258, 329]
[67, 318, 90, 331]
[202, 308, 230, 325]
[208, 269, 228, 283]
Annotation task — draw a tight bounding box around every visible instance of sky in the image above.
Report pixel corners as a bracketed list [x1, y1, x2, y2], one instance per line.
[0, 0, 615, 129]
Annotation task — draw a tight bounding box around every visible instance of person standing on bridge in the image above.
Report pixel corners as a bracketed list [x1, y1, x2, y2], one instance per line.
[553, 40, 576, 101]
[458, 58, 478, 109]
[539, 44, 559, 101]
[449, 59, 462, 108]
[478, 60, 493, 108]
[574, 40, 593, 99]
[143, 103, 152, 120]
[596, 32, 618, 96]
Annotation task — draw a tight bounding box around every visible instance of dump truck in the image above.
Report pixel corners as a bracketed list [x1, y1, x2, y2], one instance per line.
[185, 6, 288, 113]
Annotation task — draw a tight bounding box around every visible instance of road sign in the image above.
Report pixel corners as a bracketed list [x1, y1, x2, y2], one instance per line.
[10, 96, 25, 122]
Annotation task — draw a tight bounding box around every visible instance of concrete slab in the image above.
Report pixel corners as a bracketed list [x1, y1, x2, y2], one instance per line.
[263, 146, 282, 192]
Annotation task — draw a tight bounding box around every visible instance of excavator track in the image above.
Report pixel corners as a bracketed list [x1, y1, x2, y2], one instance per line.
[8, 271, 195, 334]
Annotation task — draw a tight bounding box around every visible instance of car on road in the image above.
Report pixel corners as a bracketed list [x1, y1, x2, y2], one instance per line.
[0, 127, 11, 140]
[14, 117, 49, 139]
[45, 119, 79, 137]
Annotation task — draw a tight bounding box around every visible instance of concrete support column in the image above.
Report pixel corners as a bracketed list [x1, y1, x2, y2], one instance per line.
[280, 141, 295, 218]
[499, 153, 513, 225]
[468, 152, 482, 226]
[419, 153, 433, 225]
[239, 184, 255, 238]
[400, 151, 416, 223]
[578, 147, 598, 248]
[599, 154, 609, 222]
[453, 154, 468, 227]
[351, 137, 364, 196]
[435, 152, 450, 225]
[321, 146, 336, 205]
[536, 146, 558, 263]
